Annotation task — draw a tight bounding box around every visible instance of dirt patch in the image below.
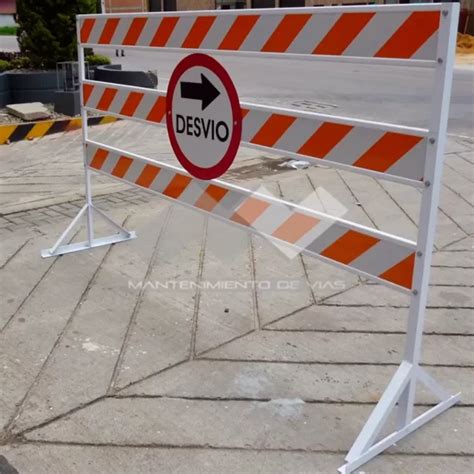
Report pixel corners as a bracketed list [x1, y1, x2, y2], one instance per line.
[457, 33, 474, 54]
[456, 33, 474, 65]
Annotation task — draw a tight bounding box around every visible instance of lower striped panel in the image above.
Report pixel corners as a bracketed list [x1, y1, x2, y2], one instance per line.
[86, 141, 417, 292]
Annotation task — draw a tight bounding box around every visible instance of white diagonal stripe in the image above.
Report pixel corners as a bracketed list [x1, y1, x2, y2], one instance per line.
[240, 15, 281, 52]
[167, 16, 196, 48]
[112, 17, 132, 45]
[287, 13, 339, 54]
[200, 15, 234, 50]
[350, 239, 413, 278]
[343, 11, 408, 58]
[325, 127, 385, 166]
[274, 117, 324, 155]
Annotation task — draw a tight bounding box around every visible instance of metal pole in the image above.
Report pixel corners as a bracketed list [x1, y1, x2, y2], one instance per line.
[101, 1, 106, 14]
[77, 19, 94, 246]
[397, 3, 459, 428]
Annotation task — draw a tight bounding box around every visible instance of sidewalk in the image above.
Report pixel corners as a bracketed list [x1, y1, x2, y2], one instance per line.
[0, 121, 473, 473]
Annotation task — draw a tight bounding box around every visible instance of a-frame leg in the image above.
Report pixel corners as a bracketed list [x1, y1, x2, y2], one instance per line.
[338, 362, 460, 473]
[41, 202, 136, 258]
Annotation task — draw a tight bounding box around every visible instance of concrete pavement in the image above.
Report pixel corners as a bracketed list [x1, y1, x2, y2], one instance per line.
[0, 119, 473, 473]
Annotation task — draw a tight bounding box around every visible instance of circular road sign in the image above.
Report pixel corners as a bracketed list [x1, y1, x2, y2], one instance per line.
[166, 53, 242, 180]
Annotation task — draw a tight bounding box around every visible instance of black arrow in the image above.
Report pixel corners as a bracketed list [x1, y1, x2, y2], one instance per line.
[180, 74, 220, 111]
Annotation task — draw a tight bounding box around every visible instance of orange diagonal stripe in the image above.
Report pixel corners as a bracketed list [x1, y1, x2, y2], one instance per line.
[99, 18, 120, 44]
[298, 123, 353, 158]
[251, 114, 296, 148]
[123, 17, 147, 45]
[241, 108, 250, 119]
[353, 132, 423, 173]
[262, 14, 311, 53]
[375, 11, 440, 59]
[136, 164, 160, 188]
[313, 12, 375, 55]
[97, 87, 118, 111]
[150, 17, 179, 47]
[146, 97, 166, 123]
[111, 156, 133, 178]
[89, 149, 109, 169]
[273, 213, 319, 244]
[379, 253, 415, 289]
[163, 175, 192, 199]
[195, 185, 229, 212]
[120, 92, 144, 117]
[219, 15, 259, 50]
[231, 198, 270, 227]
[321, 230, 379, 265]
[80, 19, 95, 43]
[82, 84, 94, 105]
[181, 16, 216, 49]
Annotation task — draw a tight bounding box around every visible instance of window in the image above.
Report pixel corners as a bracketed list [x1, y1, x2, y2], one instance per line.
[163, 0, 176, 11]
[280, 0, 305, 6]
[251, 0, 276, 8]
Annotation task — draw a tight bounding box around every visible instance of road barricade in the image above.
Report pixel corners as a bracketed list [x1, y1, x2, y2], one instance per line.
[43, 4, 460, 473]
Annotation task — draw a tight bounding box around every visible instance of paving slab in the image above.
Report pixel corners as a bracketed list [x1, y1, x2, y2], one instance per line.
[6, 103, 51, 121]
[8, 209, 168, 433]
[323, 283, 473, 308]
[195, 217, 255, 355]
[120, 359, 472, 405]
[0, 231, 111, 431]
[3, 444, 473, 474]
[113, 206, 204, 390]
[24, 398, 473, 455]
[265, 306, 474, 335]
[202, 331, 473, 366]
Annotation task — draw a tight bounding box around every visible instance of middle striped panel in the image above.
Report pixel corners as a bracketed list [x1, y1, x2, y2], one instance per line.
[83, 80, 428, 184]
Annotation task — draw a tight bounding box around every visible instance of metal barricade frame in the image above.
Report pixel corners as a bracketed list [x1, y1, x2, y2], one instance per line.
[42, 4, 461, 473]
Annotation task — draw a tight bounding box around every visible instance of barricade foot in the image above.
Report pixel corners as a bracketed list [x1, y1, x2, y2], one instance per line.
[41, 203, 136, 258]
[338, 363, 461, 474]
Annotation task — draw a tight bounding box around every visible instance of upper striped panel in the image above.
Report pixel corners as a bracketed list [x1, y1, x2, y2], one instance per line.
[78, 5, 445, 61]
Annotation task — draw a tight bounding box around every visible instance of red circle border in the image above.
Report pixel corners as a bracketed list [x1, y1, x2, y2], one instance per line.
[166, 53, 242, 180]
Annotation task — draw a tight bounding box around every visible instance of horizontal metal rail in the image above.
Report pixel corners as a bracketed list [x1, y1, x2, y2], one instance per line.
[82, 79, 428, 186]
[86, 139, 417, 293]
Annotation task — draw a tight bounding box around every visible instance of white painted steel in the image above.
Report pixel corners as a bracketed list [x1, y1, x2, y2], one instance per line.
[339, 4, 461, 472]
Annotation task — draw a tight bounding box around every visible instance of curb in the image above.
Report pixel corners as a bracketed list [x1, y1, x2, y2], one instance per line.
[0, 115, 118, 145]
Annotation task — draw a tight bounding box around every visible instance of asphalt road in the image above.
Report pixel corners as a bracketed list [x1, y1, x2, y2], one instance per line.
[98, 47, 473, 136]
[1, 35, 472, 135]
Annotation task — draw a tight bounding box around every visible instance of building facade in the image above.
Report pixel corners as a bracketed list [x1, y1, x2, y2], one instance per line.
[148, 0, 383, 9]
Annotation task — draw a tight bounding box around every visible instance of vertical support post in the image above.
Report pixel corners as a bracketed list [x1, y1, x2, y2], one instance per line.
[397, 4, 459, 428]
[77, 20, 94, 246]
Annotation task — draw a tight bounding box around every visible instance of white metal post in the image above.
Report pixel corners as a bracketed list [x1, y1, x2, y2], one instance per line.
[339, 4, 461, 472]
[396, 2, 460, 428]
[40, 17, 136, 258]
[77, 34, 95, 246]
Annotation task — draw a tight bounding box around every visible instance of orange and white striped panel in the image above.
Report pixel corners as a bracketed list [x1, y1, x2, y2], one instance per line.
[82, 81, 428, 182]
[86, 141, 416, 291]
[78, 6, 442, 60]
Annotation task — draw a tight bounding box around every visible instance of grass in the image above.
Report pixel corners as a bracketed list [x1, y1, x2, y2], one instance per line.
[0, 26, 18, 36]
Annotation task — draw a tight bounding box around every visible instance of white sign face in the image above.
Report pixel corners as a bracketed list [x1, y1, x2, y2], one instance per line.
[166, 54, 242, 180]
